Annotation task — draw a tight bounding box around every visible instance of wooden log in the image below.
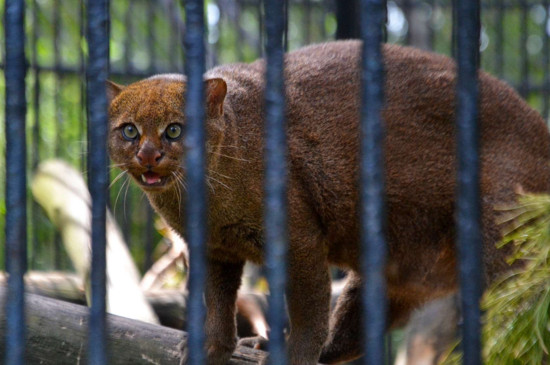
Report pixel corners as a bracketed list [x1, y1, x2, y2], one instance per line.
[0, 271, 85, 304]
[0, 272, 265, 334]
[0, 286, 268, 364]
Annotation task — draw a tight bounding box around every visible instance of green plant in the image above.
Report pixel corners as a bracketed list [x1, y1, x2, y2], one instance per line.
[482, 193, 550, 364]
[443, 194, 550, 364]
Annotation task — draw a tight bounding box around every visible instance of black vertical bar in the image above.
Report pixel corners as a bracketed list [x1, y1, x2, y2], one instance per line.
[320, 0, 328, 39]
[31, 0, 41, 269]
[53, 0, 64, 270]
[283, 0, 289, 52]
[4, 0, 27, 364]
[144, 203, 154, 272]
[168, 2, 179, 71]
[146, 0, 159, 264]
[264, 0, 288, 364]
[147, 0, 156, 74]
[382, 3, 388, 44]
[53, 0, 62, 156]
[360, 0, 387, 364]
[495, 0, 504, 78]
[402, 0, 412, 45]
[519, 0, 528, 97]
[79, 0, 87, 172]
[451, 0, 458, 58]
[428, 0, 435, 50]
[304, 0, 311, 44]
[385, 335, 392, 365]
[337, 0, 360, 39]
[543, 0, 549, 121]
[455, 0, 482, 365]
[184, 0, 207, 363]
[235, 1, 245, 61]
[123, 1, 135, 73]
[86, 0, 110, 363]
[121, 188, 132, 242]
[257, 0, 264, 57]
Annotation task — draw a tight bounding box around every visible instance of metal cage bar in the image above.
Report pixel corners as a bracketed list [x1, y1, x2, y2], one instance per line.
[337, 0, 360, 39]
[495, 0, 504, 78]
[79, 0, 87, 172]
[455, 1, 482, 365]
[360, 0, 387, 364]
[543, 0, 550, 121]
[4, 0, 28, 364]
[30, 0, 41, 269]
[85, 0, 110, 363]
[53, 0, 65, 270]
[264, 0, 288, 364]
[183, 0, 208, 363]
[519, 0, 529, 97]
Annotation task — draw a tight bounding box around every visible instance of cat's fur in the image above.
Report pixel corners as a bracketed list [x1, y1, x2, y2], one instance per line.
[107, 40, 550, 364]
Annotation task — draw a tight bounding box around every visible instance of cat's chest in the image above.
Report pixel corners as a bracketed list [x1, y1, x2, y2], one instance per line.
[147, 190, 185, 235]
[208, 222, 265, 264]
[148, 190, 265, 263]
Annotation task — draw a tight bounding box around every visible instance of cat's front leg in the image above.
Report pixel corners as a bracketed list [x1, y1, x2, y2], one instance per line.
[286, 231, 332, 365]
[204, 258, 245, 365]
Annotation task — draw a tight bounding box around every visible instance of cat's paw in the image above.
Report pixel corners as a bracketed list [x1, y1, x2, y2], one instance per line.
[205, 341, 235, 365]
[237, 335, 269, 350]
[179, 340, 233, 365]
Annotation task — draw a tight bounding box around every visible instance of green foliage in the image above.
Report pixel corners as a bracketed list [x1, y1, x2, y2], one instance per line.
[442, 194, 550, 365]
[483, 194, 550, 364]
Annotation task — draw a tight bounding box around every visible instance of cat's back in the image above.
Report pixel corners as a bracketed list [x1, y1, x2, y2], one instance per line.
[280, 40, 549, 189]
[279, 42, 550, 262]
[208, 41, 550, 201]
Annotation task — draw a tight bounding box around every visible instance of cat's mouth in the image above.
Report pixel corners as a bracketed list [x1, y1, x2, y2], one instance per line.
[138, 171, 169, 188]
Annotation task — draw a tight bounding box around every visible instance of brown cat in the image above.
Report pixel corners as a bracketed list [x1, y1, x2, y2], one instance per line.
[107, 40, 550, 365]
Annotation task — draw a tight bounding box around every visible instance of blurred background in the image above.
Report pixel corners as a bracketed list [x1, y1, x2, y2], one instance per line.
[0, 0, 549, 276]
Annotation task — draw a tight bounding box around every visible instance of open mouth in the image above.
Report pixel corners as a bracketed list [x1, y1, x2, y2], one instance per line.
[139, 171, 167, 188]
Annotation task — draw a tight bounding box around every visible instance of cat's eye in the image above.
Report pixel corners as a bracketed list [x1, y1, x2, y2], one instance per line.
[122, 124, 139, 140]
[165, 123, 182, 140]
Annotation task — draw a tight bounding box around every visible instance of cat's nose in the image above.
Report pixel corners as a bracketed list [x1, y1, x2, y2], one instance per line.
[137, 148, 163, 168]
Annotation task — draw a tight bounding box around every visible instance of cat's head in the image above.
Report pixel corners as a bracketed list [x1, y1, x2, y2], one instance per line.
[107, 74, 227, 192]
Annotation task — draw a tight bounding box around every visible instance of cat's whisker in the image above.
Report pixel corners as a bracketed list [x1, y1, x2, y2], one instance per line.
[110, 162, 129, 168]
[208, 144, 241, 149]
[177, 180, 185, 214]
[175, 181, 182, 210]
[207, 175, 232, 191]
[171, 171, 183, 208]
[209, 152, 250, 162]
[174, 167, 190, 192]
[206, 178, 215, 193]
[113, 175, 130, 218]
[123, 176, 132, 219]
[175, 171, 188, 193]
[74, 139, 92, 147]
[139, 191, 147, 205]
[109, 166, 128, 176]
[208, 168, 233, 180]
[80, 164, 128, 180]
[109, 170, 128, 188]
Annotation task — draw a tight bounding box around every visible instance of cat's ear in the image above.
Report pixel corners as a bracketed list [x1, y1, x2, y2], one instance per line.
[205, 78, 227, 118]
[106, 80, 125, 105]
